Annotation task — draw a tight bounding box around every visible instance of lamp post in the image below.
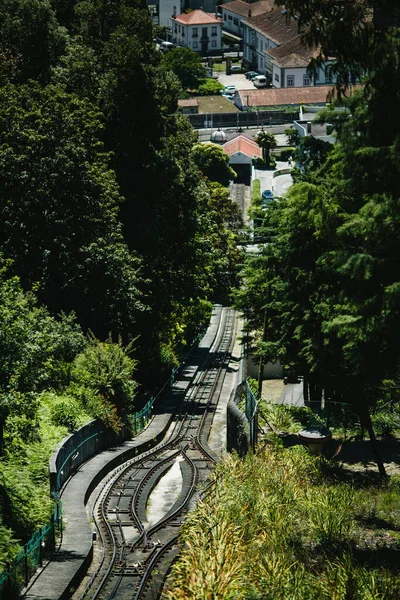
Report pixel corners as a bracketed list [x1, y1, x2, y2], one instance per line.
[220, 105, 222, 127]
[209, 97, 214, 129]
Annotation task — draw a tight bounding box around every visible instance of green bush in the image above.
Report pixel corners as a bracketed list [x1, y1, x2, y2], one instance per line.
[252, 157, 266, 169]
[50, 398, 81, 432]
[196, 79, 224, 95]
[279, 147, 296, 161]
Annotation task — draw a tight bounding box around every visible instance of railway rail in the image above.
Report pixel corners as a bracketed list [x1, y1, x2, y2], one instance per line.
[75, 306, 236, 600]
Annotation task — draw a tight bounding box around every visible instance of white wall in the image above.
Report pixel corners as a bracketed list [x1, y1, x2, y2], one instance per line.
[172, 20, 222, 51]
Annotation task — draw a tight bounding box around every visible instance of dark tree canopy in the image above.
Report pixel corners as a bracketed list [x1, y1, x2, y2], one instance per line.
[0, 82, 143, 338]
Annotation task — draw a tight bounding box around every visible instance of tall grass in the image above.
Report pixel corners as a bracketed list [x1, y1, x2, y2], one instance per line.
[165, 444, 400, 599]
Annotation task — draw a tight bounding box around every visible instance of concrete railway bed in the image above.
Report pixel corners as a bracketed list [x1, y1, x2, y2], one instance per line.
[62, 306, 237, 600]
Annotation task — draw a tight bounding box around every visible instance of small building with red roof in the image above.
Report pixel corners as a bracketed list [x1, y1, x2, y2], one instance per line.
[221, 134, 262, 183]
[171, 9, 223, 53]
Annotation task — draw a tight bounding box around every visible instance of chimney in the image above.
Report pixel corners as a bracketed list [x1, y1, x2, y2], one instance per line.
[172, 5, 176, 18]
[215, 5, 218, 18]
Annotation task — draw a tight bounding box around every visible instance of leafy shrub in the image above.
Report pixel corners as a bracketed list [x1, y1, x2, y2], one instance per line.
[50, 398, 81, 432]
[279, 147, 296, 161]
[252, 157, 266, 169]
[195, 79, 223, 96]
[371, 410, 400, 437]
[71, 334, 137, 416]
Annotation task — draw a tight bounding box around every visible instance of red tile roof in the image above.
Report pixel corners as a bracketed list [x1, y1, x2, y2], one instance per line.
[222, 134, 263, 158]
[244, 9, 304, 45]
[174, 9, 222, 25]
[221, 0, 276, 18]
[236, 86, 337, 107]
[266, 36, 319, 67]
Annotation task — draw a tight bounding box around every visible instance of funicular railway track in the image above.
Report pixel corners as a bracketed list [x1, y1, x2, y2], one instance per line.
[77, 306, 236, 600]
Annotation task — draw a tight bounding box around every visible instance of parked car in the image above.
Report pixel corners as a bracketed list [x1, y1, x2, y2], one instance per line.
[253, 75, 267, 88]
[230, 65, 242, 73]
[221, 93, 234, 101]
[262, 189, 274, 201]
[245, 71, 259, 80]
[159, 41, 175, 52]
[223, 85, 236, 93]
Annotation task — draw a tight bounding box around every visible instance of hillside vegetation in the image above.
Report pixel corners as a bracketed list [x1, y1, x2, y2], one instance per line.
[166, 443, 400, 599]
[0, 0, 243, 573]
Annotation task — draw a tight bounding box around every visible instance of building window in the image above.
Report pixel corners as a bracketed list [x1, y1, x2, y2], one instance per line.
[193, 41, 198, 49]
[228, 14, 232, 20]
[233, 18, 239, 26]
[287, 75, 294, 87]
[224, 13, 226, 20]
[211, 26, 217, 36]
[212, 40, 217, 47]
[315, 70, 319, 82]
[325, 67, 332, 83]
[303, 75, 311, 86]
[174, 23, 177, 33]
[192, 27, 198, 37]
[148, 4, 158, 16]
[274, 73, 279, 82]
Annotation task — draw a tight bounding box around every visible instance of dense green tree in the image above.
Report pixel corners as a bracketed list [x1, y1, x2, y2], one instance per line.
[51, 38, 101, 101]
[284, 127, 301, 147]
[0, 258, 86, 453]
[0, 82, 144, 338]
[161, 46, 206, 90]
[191, 142, 237, 186]
[293, 136, 333, 182]
[0, 0, 67, 83]
[71, 334, 137, 427]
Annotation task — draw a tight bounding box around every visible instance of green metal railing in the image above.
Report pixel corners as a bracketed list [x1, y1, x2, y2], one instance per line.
[0, 494, 62, 599]
[245, 379, 258, 451]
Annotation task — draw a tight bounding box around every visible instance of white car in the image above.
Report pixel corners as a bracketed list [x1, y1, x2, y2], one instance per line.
[223, 85, 236, 93]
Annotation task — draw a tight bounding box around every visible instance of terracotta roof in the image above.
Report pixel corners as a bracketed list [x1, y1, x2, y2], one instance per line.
[220, 0, 275, 18]
[178, 98, 199, 107]
[174, 9, 222, 25]
[243, 9, 304, 45]
[222, 134, 263, 158]
[266, 36, 319, 67]
[236, 86, 336, 107]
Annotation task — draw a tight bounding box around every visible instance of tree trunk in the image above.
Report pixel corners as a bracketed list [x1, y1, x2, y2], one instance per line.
[359, 404, 387, 477]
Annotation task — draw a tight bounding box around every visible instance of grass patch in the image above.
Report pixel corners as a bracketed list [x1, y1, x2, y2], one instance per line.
[165, 444, 400, 599]
[194, 94, 239, 114]
[251, 178, 261, 203]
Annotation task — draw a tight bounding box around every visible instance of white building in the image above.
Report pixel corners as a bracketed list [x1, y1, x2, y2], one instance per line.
[242, 8, 336, 87]
[148, 0, 183, 28]
[220, 0, 275, 39]
[170, 9, 223, 53]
